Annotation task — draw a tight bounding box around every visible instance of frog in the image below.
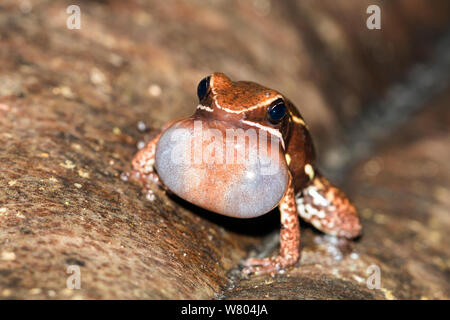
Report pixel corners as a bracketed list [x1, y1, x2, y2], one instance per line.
[131, 72, 361, 275]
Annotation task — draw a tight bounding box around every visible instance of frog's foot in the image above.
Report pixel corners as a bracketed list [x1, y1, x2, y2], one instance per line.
[134, 170, 162, 188]
[121, 169, 162, 187]
[242, 255, 298, 276]
[130, 170, 168, 202]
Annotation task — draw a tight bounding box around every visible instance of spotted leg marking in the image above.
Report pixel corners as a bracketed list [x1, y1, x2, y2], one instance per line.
[243, 177, 300, 275]
[296, 174, 362, 239]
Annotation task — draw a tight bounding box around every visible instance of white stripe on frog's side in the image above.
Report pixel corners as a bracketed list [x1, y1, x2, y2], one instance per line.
[240, 119, 285, 150]
[195, 104, 286, 150]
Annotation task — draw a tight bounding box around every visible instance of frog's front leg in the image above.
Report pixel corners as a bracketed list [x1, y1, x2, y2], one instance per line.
[243, 177, 300, 275]
[296, 174, 362, 239]
[131, 132, 163, 189]
[130, 120, 177, 190]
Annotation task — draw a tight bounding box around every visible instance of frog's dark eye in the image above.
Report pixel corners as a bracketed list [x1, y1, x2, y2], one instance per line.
[267, 99, 287, 123]
[197, 76, 210, 101]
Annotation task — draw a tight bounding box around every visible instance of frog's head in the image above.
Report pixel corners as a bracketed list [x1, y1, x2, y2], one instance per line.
[155, 73, 291, 218]
[194, 72, 288, 125]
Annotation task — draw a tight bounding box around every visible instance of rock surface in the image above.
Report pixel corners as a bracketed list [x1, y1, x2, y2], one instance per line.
[223, 89, 450, 300]
[0, 0, 449, 299]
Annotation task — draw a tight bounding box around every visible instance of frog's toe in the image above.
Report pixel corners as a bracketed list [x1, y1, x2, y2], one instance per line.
[242, 256, 296, 275]
[243, 257, 274, 268]
[143, 172, 162, 188]
[128, 169, 162, 188]
[242, 262, 278, 276]
[242, 265, 277, 276]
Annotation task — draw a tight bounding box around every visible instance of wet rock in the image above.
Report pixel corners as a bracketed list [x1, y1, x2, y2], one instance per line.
[0, 0, 449, 299]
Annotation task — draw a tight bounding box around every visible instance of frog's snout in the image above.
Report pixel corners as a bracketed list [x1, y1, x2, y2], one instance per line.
[154, 118, 289, 218]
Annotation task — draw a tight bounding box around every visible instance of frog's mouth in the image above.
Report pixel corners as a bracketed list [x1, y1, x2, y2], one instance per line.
[154, 118, 289, 218]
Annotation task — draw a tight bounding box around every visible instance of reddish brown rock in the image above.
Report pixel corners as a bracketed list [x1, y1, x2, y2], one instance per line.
[0, 0, 449, 299]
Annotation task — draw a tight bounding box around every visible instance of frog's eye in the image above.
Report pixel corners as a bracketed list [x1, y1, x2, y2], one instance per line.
[197, 76, 211, 101]
[267, 99, 287, 123]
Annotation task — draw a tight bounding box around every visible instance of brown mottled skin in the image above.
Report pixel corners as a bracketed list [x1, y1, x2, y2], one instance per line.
[132, 73, 362, 275]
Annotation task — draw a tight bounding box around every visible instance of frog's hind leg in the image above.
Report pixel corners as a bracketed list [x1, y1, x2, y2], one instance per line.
[296, 174, 362, 239]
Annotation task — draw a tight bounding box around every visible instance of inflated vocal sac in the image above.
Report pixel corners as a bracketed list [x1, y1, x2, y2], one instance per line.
[155, 119, 289, 218]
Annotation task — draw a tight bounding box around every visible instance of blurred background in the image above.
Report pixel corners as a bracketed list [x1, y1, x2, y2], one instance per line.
[0, 0, 449, 299]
